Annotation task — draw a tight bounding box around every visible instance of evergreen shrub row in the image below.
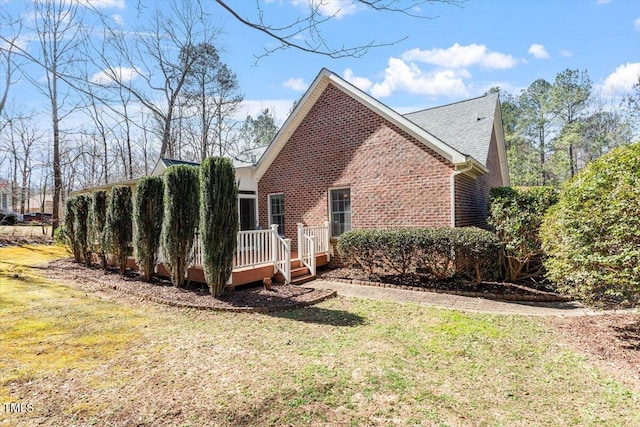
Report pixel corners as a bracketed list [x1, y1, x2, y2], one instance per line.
[337, 227, 503, 284]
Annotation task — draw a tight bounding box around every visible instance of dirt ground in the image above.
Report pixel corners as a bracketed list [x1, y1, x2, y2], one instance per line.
[547, 314, 640, 393]
[0, 225, 52, 247]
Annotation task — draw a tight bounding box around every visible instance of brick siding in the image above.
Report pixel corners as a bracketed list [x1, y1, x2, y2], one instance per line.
[454, 127, 504, 228]
[258, 83, 455, 247]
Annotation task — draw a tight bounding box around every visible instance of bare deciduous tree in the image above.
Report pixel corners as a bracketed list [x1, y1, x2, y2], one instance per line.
[94, 0, 217, 158]
[215, 0, 464, 61]
[25, 0, 85, 233]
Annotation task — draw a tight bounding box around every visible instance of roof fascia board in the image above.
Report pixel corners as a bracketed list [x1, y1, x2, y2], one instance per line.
[70, 178, 139, 196]
[493, 97, 511, 186]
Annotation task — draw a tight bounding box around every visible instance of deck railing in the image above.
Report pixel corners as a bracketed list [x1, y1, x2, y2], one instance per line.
[186, 222, 329, 284]
[273, 225, 292, 284]
[235, 229, 274, 269]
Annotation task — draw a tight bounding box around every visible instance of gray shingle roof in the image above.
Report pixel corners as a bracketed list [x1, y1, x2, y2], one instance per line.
[233, 146, 267, 168]
[404, 92, 498, 167]
[160, 158, 201, 168]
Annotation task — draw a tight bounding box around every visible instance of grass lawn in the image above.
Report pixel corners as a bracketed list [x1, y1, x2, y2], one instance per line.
[1, 245, 638, 426]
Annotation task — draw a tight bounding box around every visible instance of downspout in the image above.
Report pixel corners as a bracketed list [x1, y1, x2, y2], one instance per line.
[450, 161, 474, 227]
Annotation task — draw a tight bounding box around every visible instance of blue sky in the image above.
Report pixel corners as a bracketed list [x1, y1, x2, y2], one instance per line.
[3, 0, 640, 124]
[216, 0, 640, 120]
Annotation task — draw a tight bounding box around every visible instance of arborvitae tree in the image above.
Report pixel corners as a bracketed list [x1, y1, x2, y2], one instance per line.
[104, 186, 133, 275]
[73, 195, 91, 267]
[91, 191, 108, 270]
[161, 165, 200, 288]
[200, 157, 239, 297]
[64, 196, 81, 263]
[134, 176, 164, 281]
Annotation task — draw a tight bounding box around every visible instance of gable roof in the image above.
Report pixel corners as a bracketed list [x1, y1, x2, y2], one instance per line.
[151, 157, 201, 176]
[255, 68, 499, 181]
[404, 93, 499, 168]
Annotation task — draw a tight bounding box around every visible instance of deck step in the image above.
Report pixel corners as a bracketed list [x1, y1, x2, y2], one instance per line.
[291, 274, 316, 285]
[291, 266, 310, 278]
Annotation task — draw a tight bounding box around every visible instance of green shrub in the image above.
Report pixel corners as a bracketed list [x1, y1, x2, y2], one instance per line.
[73, 195, 91, 267]
[338, 227, 502, 283]
[450, 227, 503, 283]
[53, 225, 69, 248]
[488, 187, 558, 282]
[134, 176, 164, 281]
[337, 229, 383, 274]
[91, 191, 108, 270]
[200, 157, 238, 297]
[104, 186, 133, 275]
[64, 196, 81, 263]
[541, 142, 640, 304]
[161, 165, 200, 288]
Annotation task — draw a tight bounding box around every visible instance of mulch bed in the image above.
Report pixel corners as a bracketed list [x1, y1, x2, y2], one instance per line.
[0, 234, 52, 247]
[320, 267, 572, 302]
[41, 259, 336, 312]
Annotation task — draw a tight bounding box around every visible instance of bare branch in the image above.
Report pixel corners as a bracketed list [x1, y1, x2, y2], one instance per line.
[214, 0, 465, 62]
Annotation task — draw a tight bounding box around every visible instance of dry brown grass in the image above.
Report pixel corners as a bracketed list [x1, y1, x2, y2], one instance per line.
[1, 245, 638, 426]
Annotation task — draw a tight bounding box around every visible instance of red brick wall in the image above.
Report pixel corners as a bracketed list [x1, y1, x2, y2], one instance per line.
[258, 83, 455, 246]
[454, 126, 504, 228]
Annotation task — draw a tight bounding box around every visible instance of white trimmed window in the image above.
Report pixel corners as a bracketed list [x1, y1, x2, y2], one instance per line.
[329, 188, 351, 237]
[269, 193, 285, 236]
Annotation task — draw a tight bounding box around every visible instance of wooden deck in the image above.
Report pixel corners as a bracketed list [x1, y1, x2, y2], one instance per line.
[153, 252, 328, 288]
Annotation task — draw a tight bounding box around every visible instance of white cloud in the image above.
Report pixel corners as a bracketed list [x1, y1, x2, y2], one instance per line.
[559, 49, 572, 57]
[343, 68, 372, 92]
[291, 0, 358, 19]
[634, 17, 640, 31]
[401, 43, 517, 69]
[282, 77, 307, 92]
[528, 43, 550, 59]
[90, 66, 137, 85]
[78, 0, 126, 9]
[112, 14, 124, 26]
[602, 62, 640, 94]
[370, 57, 469, 98]
[596, 0, 612, 4]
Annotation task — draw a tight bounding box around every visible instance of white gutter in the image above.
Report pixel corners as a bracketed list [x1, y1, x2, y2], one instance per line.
[450, 161, 475, 227]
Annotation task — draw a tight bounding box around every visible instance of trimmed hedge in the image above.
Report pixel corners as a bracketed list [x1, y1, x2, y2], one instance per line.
[134, 176, 164, 282]
[199, 157, 238, 297]
[91, 190, 108, 270]
[337, 227, 502, 283]
[104, 186, 133, 275]
[73, 195, 91, 267]
[161, 165, 200, 288]
[64, 197, 81, 263]
[541, 142, 640, 304]
[488, 187, 558, 282]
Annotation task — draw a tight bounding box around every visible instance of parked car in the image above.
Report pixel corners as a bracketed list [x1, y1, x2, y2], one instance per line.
[0, 211, 21, 225]
[23, 212, 52, 223]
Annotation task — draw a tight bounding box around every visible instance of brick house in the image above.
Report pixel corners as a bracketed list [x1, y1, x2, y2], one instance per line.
[252, 68, 509, 254]
[72, 67, 509, 285]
